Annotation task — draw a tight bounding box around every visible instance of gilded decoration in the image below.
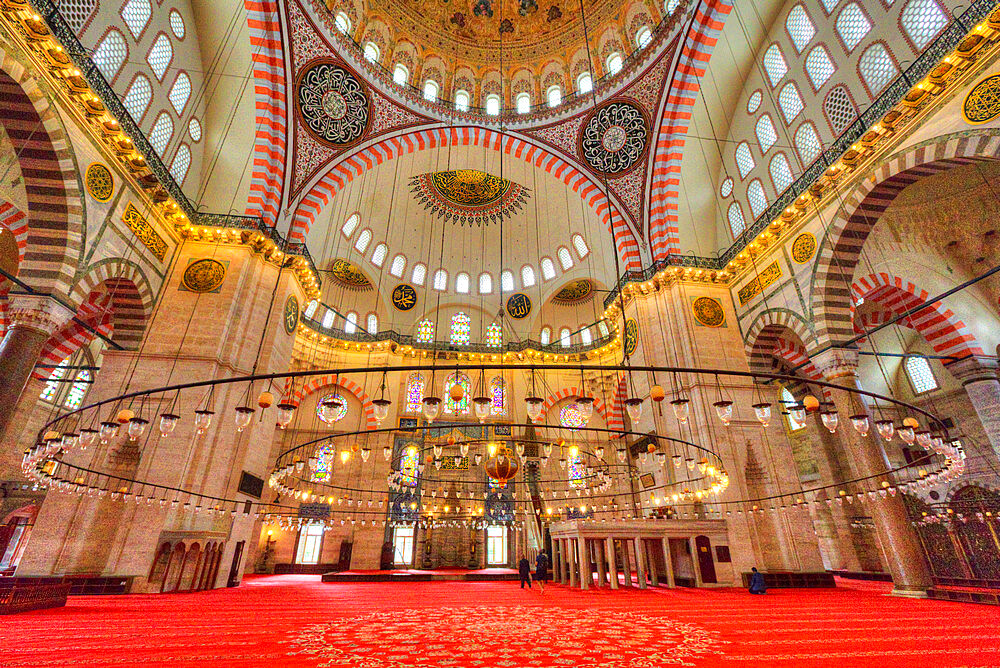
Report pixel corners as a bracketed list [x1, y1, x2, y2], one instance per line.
[182, 259, 226, 293]
[123, 203, 168, 261]
[580, 100, 649, 176]
[409, 170, 530, 226]
[84, 163, 114, 202]
[552, 279, 593, 303]
[296, 59, 371, 147]
[623, 318, 638, 356]
[790, 232, 816, 264]
[440, 456, 470, 470]
[329, 259, 372, 290]
[737, 260, 782, 306]
[692, 297, 725, 327]
[963, 74, 1000, 124]
[283, 295, 300, 334]
[391, 284, 418, 311]
[506, 293, 532, 319]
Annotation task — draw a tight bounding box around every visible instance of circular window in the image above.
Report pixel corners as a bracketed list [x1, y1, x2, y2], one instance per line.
[188, 117, 202, 142]
[747, 90, 762, 114]
[169, 10, 185, 39]
[720, 177, 734, 197]
[316, 393, 348, 423]
[559, 404, 587, 429]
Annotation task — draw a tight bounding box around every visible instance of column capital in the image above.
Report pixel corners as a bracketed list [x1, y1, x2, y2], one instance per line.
[812, 347, 860, 382]
[5, 294, 75, 337]
[946, 355, 999, 385]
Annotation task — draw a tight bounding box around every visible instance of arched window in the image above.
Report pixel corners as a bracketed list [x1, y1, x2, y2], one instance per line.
[304, 300, 319, 319]
[901, 0, 947, 49]
[122, 0, 151, 38]
[123, 74, 153, 121]
[416, 319, 434, 343]
[794, 122, 822, 165]
[344, 311, 358, 334]
[486, 322, 502, 347]
[393, 64, 409, 85]
[169, 9, 185, 38]
[521, 265, 536, 287]
[905, 355, 938, 394]
[390, 254, 406, 277]
[371, 243, 387, 267]
[568, 452, 585, 487]
[500, 270, 514, 292]
[747, 179, 768, 218]
[664, 0, 680, 13]
[443, 372, 471, 414]
[399, 446, 420, 485]
[342, 213, 359, 237]
[778, 83, 804, 123]
[455, 272, 470, 294]
[334, 11, 351, 34]
[747, 90, 762, 113]
[605, 52, 623, 74]
[735, 142, 755, 178]
[354, 228, 372, 253]
[572, 234, 589, 258]
[858, 43, 897, 95]
[39, 351, 94, 410]
[478, 272, 493, 294]
[557, 247, 574, 270]
[782, 387, 807, 431]
[367, 313, 378, 335]
[433, 269, 448, 291]
[63, 0, 97, 33]
[728, 202, 746, 238]
[188, 117, 202, 141]
[824, 85, 857, 134]
[149, 112, 174, 155]
[170, 143, 191, 184]
[322, 310, 335, 329]
[720, 177, 734, 197]
[835, 3, 871, 51]
[93, 30, 127, 80]
[455, 90, 470, 111]
[546, 85, 562, 108]
[577, 72, 593, 93]
[405, 372, 426, 412]
[755, 115, 777, 152]
[485, 94, 501, 116]
[559, 328, 572, 347]
[169, 72, 191, 114]
[636, 26, 652, 48]
[146, 33, 173, 81]
[315, 393, 347, 425]
[412, 263, 427, 285]
[821, 0, 840, 12]
[762, 44, 788, 86]
[423, 80, 439, 101]
[489, 376, 507, 415]
[580, 327, 592, 345]
[516, 92, 531, 114]
[364, 42, 380, 62]
[786, 5, 815, 52]
[540, 326, 551, 344]
[770, 153, 794, 193]
[540, 257, 556, 281]
[450, 313, 471, 345]
[805, 45, 836, 90]
[598, 320, 609, 337]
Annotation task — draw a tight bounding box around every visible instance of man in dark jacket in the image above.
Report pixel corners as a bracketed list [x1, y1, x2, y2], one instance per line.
[518, 554, 532, 588]
[748, 567, 767, 594]
[535, 550, 549, 593]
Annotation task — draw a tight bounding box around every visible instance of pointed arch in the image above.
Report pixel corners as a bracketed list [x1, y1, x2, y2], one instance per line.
[538, 385, 612, 428]
[291, 375, 377, 430]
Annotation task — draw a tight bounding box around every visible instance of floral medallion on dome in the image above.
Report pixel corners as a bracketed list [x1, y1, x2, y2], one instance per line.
[409, 169, 530, 226]
[580, 100, 649, 176]
[552, 279, 593, 303]
[692, 297, 725, 328]
[295, 59, 371, 148]
[329, 259, 372, 290]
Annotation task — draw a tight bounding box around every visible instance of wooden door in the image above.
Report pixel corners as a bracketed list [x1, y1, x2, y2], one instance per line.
[695, 535, 717, 584]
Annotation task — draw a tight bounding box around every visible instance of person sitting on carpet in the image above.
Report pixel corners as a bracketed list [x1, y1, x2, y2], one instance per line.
[535, 550, 549, 593]
[518, 554, 532, 589]
[748, 567, 767, 594]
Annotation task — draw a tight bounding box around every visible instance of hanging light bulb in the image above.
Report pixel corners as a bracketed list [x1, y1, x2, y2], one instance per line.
[474, 453, 483, 466]
[849, 414, 870, 437]
[78, 428, 98, 449]
[460, 442, 470, 457]
[525, 396, 544, 422]
[670, 398, 690, 423]
[713, 400, 733, 426]
[127, 417, 149, 440]
[558, 458, 567, 470]
[697, 458, 708, 474]
[575, 396, 594, 423]
[595, 446, 605, 459]
[616, 448, 626, 463]
[99, 421, 119, 443]
[543, 442, 553, 457]
[515, 442, 525, 457]
[158, 413, 179, 437]
[897, 424, 916, 444]
[422, 396, 442, 422]
[372, 398, 391, 424]
[752, 402, 771, 427]
[340, 450, 350, 464]
[875, 419, 894, 441]
[624, 397, 644, 422]
[61, 432, 79, 449]
[821, 410, 839, 433]
[276, 403, 296, 429]
[234, 406, 255, 432]
[308, 456, 319, 471]
[194, 409, 214, 434]
[473, 396, 491, 421]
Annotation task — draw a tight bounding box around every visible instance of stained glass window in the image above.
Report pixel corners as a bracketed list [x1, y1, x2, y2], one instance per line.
[344, 311, 358, 334]
[560, 404, 587, 429]
[305, 300, 319, 318]
[443, 373, 471, 414]
[489, 377, 507, 415]
[416, 319, 434, 343]
[568, 454, 585, 489]
[486, 322, 502, 347]
[39, 359, 69, 403]
[580, 328, 592, 345]
[40, 354, 93, 409]
[540, 327, 551, 345]
[405, 373, 425, 413]
[559, 328, 571, 347]
[367, 313, 378, 335]
[450, 312, 471, 345]
[313, 444, 334, 481]
[316, 393, 348, 423]
[400, 446, 420, 486]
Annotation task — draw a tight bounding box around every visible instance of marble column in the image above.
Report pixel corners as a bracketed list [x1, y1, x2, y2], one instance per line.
[568, 539, 577, 587]
[949, 356, 1000, 464]
[579, 537, 591, 590]
[634, 537, 647, 589]
[595, 540, 607, 586]
[605, 536, 618, 589]
[661, 537, 675, 587]
[689, 536, 704, 587]
[562, 539, 571, 584]
[814, 348, 933, 594]
[646, 540, 659, 586]
[621, 538, 632, 587]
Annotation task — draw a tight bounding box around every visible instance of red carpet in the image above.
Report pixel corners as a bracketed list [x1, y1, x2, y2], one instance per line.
[1, 575, 998, 667]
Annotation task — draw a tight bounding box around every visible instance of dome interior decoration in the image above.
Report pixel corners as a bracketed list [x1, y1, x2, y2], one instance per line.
[408, 169, 531, 225]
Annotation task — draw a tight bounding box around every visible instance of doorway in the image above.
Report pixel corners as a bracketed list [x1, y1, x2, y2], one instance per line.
[695, 535, 717, 584]
[227, 541, 245, 587]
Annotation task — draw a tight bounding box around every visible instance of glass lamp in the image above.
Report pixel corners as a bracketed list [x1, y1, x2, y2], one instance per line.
[849, 414, 870, 437]
[713, 400, 733, 426]
[158, 413, 180, 437]
[821, 410, 838, 433]
[473, 396, 491, 421]
[99, 421, 119, 443]
[575, 396, 594, 423]
[372, 399, 391, 424]
[595, 446, 605, 459]
[276, 403, 296, 429]
[320, 398, 343, 422]
[616, 448, 626, 463]
[915, 430, 932, 448]
[624, 397, 644, 422]
[194, 409, 214, 434]
[525, 396, 544, 422]
[234, 406, 255, 432]
[875, 419, 894, 441]
[127, 417, 149, 440]
[897, 425, 916, 444]
[670, 398, 690, 423]
[78, 428, 98, 449]
[752, 403, 771, 427]
[789, 404, 806, 424]
[421, 396, 442, 422]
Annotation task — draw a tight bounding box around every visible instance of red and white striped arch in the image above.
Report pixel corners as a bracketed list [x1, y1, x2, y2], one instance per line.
[540, 386, 612, 428]
[33, 291, 113, 380]
[289, 127, 642, 271]
[292, 375, 377, 431]
[244, 0, 287, 228]
[648, 0, 733, 259]
[850, 272, 983, 360]
[772, 337, 831, 399]
[0, 199, 27, 263]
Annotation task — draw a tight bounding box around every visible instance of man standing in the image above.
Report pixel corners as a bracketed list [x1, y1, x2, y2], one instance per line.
[518, 554, 532, 589]
[534, 549, 549, 593]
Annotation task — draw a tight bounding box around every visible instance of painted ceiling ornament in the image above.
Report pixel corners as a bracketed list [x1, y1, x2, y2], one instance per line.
[296, 59, 371, 148]
[506, 293, 532, 319]
[391, 284, 418, 311]
[790, 232, 817, 264]
[85, 163, 114, 202]
[963, 74, 1000, 124]
[409, 169, 531, 226]
[329, 258, 372, 290]
[580, 100, 649, 176]
[692, 297, 725, 328]
[182, 259, 226, 293]
[552, 279, 593, 303]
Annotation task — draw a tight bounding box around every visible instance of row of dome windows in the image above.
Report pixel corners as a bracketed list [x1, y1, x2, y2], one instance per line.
[340, 213, 591, 293]
[725, 0, 950, 238]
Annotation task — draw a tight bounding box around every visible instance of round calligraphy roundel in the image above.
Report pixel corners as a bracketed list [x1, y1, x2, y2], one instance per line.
[623, 318, 639, 356]
[296, 59, 370, 147]
[283, 295, 299, 334]
[506, 293, 532, 319]
[580, 100, 648, 176]
[392, 284, 417, 311]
